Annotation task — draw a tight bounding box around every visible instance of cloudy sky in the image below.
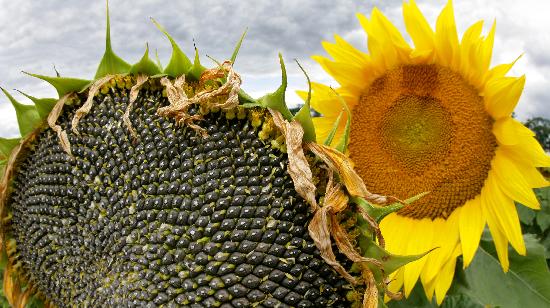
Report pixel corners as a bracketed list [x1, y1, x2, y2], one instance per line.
[1, 0, 549, 138]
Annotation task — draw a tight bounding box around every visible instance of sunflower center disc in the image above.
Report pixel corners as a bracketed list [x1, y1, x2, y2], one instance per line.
[349, 64, 497, 219]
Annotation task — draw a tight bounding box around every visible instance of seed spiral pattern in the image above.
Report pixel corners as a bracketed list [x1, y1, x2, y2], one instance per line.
[8, 86, 349, 307]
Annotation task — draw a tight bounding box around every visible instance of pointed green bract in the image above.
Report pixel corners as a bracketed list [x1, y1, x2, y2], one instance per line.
[1, 87, 41, 137]
[155, 49, 164, 72]
[95, 1, 131, 78]
[257, 54, 293, 120]
[23, 72, 90, 98]
[355, 213, 433, 276]
[293, 60, 316, 142]
[152, 18, 192, 77]
[331, 89, 351, 153]
[0, 137, 20, 158]
[187, 48, 206, 80]
[352, 192, 428, 224]
[230, 28, 248, 64]
[16, 90, 57, 120]
[129, 44, 163, 76]
[324, 110, 343, 146]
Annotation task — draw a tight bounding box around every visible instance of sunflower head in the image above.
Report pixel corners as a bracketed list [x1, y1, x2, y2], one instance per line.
[304, 0, 550, 303]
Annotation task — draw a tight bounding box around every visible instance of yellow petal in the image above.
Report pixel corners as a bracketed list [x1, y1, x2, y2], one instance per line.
[492, 150, 541, 209]
[484, 75, 526, 119]
[403, 0, 434, 52]
[434, 245, 461, 304]
[420, 211, 459, 284]
[486, 54, 522, 80]
[357, 11, 408, 72]
[477, 20, 496, 81]
[371, 8, 411, 56]
[485, 174, 526, 255]
[312, 117, 345, 145]
[493, 117, 535, 146]
[387, 266, 405, 296]
[501, 136, 550, 167]
[459, 196, 485, 267]
[434, 0, 460, 69]
[515, 162, 550, 188]
[459, 20, 484, 83]
[481, 180, 510, 271]
[403, 218, 434, 297]
[311, 55, 368, 94]
[322, 35, 371, 68]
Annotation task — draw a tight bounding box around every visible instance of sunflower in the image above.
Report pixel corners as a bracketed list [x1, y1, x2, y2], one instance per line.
[300, 0, 550, 304]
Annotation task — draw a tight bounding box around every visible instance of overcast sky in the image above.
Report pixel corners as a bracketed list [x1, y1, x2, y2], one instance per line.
[1, 0, 549, 138]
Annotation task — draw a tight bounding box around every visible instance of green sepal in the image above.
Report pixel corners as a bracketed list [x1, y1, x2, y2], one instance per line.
[257, 54, 293, 120]
[0, 137, 20, 159]
[292, 60, 316, 142]
[152, 18, 193, 78]
[356, 213, 432, 277]
[239, 90, 261, 107]
[187, 47, 206, 80]
[129, 44, 163, 76]
[332, 89, 351, 153]
[1, 87, 41, 136]
[23, 72, 90, 97]
[16, 90, 57, 120]
[230, 28, 247, 64]
[352, 192, 428, 224]
[95, 1, 131, 78]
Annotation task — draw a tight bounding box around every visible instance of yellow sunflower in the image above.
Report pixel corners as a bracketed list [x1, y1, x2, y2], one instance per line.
[300, 0, 550, 304]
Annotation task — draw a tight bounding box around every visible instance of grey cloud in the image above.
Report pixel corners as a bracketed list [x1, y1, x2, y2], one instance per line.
[1, 0, 549, 137]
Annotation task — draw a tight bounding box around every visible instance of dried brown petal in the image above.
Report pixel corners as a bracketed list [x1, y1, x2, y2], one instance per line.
[308, 205, 357, 284]
[362, 270, 378, 308]
[72, 75, 114, 134]
[269, 109, 318, 212]
[47, 93, 75, 156]
[305, 142, 387, 204]
[124, 74, 149, 139]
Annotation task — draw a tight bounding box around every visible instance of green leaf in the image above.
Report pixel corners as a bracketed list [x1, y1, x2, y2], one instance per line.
[95, 0, 131, 78]
[152, 18, 192, 77]
[516, 202, 536, 226]
[257, 54, 293, 120]
[187, 47, 206, 81]
[129, 44, 163, 76]
[535, 187, 550, 232]
[230, 28, 247, 64]
[1, 87, 41, 136]
[16, 90, 57, 119]
[461, 234, 550, 307]
[292, 60, 316, 142]
[0, 137, 20, 158]
[324, 110, 343, 147]
[22, 72, 90, 98]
